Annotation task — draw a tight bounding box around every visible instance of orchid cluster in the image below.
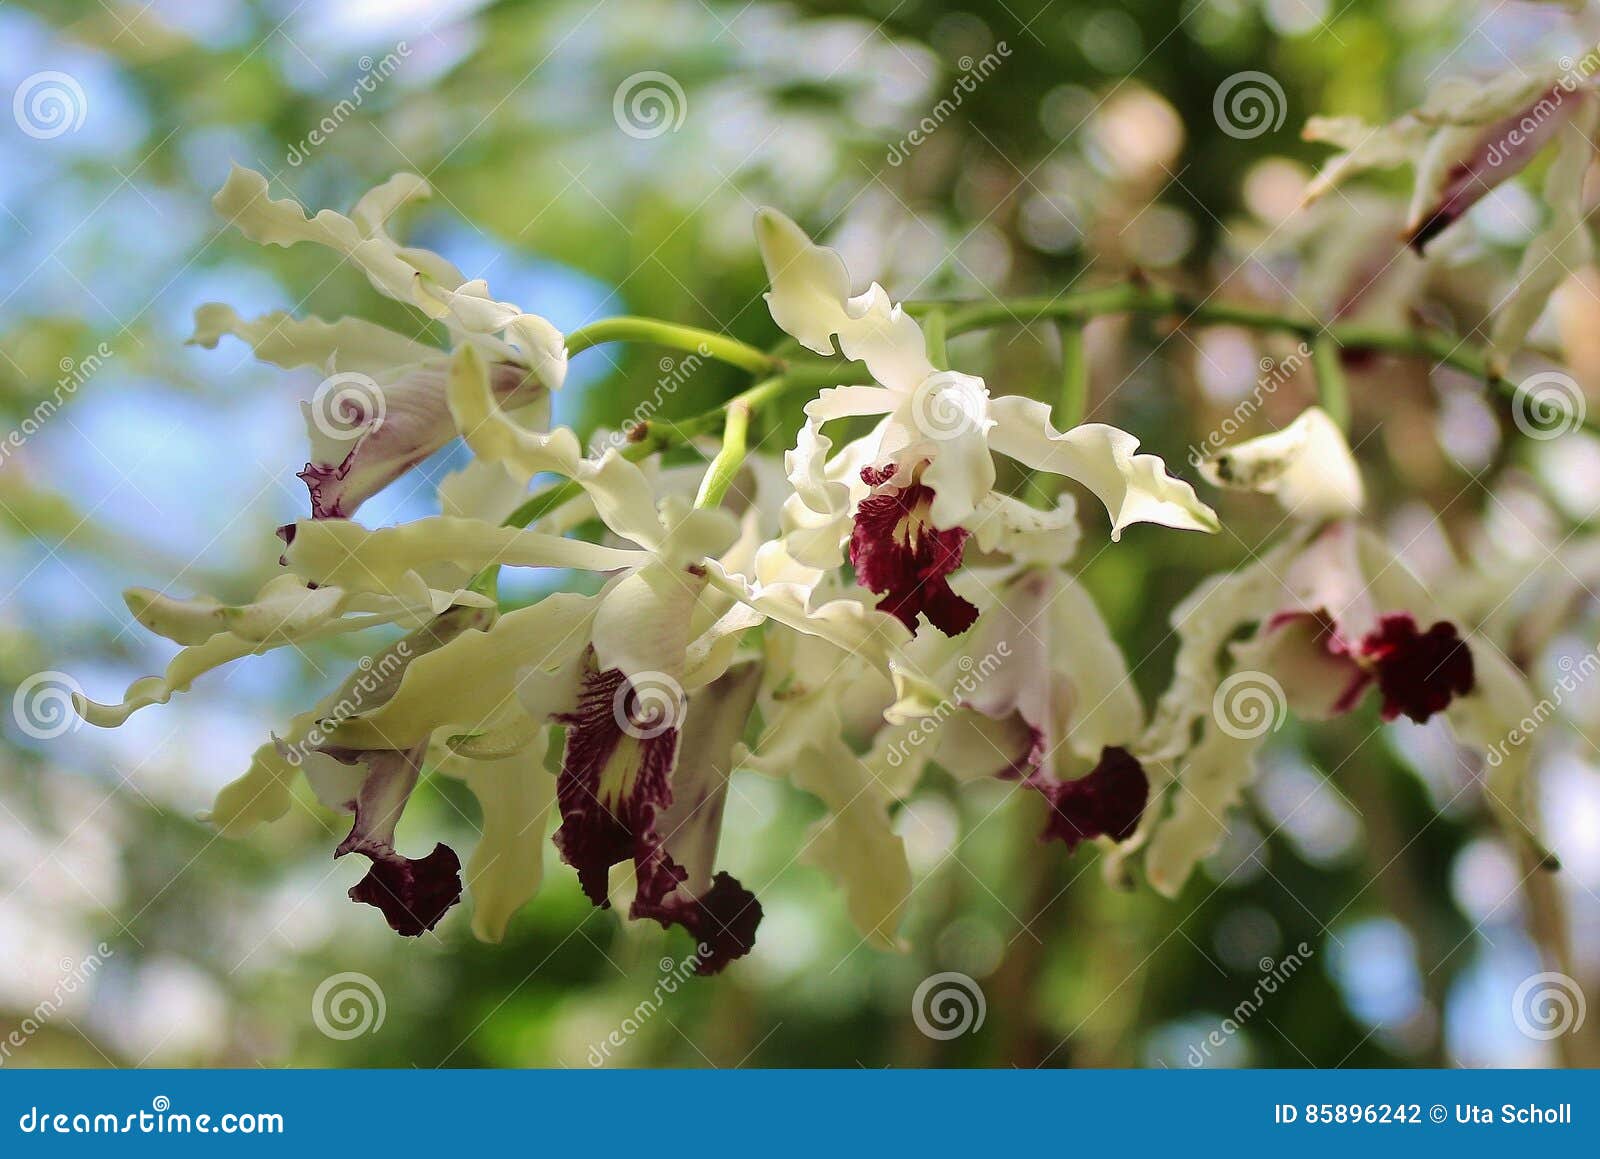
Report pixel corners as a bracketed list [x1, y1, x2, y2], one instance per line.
[1302, 9, 1600, 370]
[71, 145, 1559, 973]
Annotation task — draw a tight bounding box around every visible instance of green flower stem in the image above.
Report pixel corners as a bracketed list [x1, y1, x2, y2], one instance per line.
[1056, 319, 1088, 430]
[903, 286, 1595, 433]
[924, 309, 949, 371]
[1312, 336, 1351, 432]
[564, 316, 780, 376]
[695, 401, 752, 508]
[496, 359, 858, 534]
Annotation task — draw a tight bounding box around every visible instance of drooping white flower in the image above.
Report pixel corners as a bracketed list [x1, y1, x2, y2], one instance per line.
[1129, 411, 1551, 895]
[1305, 63, 1600, 366]
[257, 355, 920, 964]
[192, 167, 568, 520]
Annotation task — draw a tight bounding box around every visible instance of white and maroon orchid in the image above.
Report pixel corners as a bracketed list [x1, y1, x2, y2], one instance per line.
[1128, 410, 1551, 895]
[903, 563, 1153, 854]
[755, 209, 1217, 636]
[263, 373, 913, 966]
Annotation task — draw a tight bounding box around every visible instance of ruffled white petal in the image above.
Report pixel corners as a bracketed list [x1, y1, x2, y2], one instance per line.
[434, 743, 556, 942]
[446, 344, 582, 483]
[754, 208, 932, 393]
[986, 396, 1219, 538]
[282, 516, 648, 596]
[188, 304, 436, 376]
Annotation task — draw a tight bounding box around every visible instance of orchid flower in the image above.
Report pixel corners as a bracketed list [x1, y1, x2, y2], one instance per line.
[755, 209, 1216, 636]
[1305, 63, 1600, 366]
[899, 560, 1153, 853]
[190, 167, 567, 520]
[1126, 408, 1551, 896]
[254, 349, 913, 967]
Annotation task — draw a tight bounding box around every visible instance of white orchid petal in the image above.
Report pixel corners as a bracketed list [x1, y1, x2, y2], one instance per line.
[987, 397, 1219, 538]
[745, 678, 909, 948]
[438, 459, 530, 524]
[592, 561, 707, 682]
[969, 490, 1080, 565]
[921, 423, 998, 529]
[1143, 724, 1269, 898]
[283, 516, 648, 596]
[836, 284, 935, 394]
[327, 593, 598, 751]
[754, 206, 855, 355]
[1142, 532, 1310, 759]
[1490, 99, 1599, 367]
[504, 313, 569, 391]
[754, 208, 932, 392]
[446, 344, 582, 484]
[570, 450, 670, 551]
[802, 384, 899, 422]
[1200, 406, 1365, 520]
[435, 744, 556, 943]
[188, 304, 436, 375]
[214, 164, 438, 308]
[703, 560, 911, 685]
[124, 574, 346, 646]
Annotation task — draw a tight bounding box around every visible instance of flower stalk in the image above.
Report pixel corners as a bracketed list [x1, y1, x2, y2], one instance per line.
[1311, 336, 1351, 432]
[901, 286, 1597, 435]
[1057, 319, 1088, 430]
[564, 316, 779, 375]
[695, 399, 752, 508]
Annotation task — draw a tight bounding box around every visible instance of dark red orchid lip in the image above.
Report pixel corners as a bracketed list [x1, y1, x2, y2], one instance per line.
[323, 744, 464, 937]
[848, 464, 978, 637]
[553, 661, 760, 974]
[1359, 612, 1475, 724]
[1026, 745, 1150, 851]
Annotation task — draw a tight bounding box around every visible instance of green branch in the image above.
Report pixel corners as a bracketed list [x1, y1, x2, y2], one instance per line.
[904, 285, 1593, 433]
[1311, 337, 1351, 432]
[564, 316, 779, 375]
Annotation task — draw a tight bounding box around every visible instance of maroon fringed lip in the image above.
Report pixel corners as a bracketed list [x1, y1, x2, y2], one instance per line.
[294, 361, 540, 522]
[633, 871, 763, 976]
[322, 743, 465, 937]
[1278, 609, 1476, 724]
[553, 663, 760, 974]
[345, 843, 463, 937]
[552, 666, 682, 908]
[848, 464, 978, 637]
[1023, 745, 1150, 851]
[1359, 612, 1475, 724]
